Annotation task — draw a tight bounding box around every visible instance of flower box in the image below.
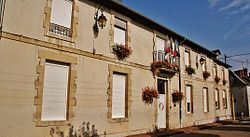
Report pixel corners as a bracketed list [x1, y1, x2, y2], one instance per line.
[150, 61, 179, 77]
[215, 76, 221, 84]
[112, 44, 132, 61]
[185, 65, 196, 75]
[142, 87, 158, 105]
[203, 71, 210, 80]
[172, 90, 183, 103]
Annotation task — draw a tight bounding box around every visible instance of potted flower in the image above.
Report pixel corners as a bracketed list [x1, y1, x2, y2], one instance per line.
[150, 61, 179, 77]
[172, 90, 184, 103]
[112, 43, 133, 60]
[203, 71, 210, 80]
[185, 65, 196, 75]
[142, 86, 158, 105]
[223, 79, 227, 85]
[214, 76, 221, 84]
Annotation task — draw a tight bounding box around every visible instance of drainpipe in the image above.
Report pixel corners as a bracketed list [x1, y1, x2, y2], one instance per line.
[178, 38, 186, 128]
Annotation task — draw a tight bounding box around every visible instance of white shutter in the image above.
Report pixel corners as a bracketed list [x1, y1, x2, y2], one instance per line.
[222, 90, 225, 98]
[112, 74, 126, 118]
[203, 88, 208, 112]
[51, 0, 73, 28]
[114, 27, 126, 45]
[215, 89, 218, 102]
[41, 62, 69, 121]
[213, 66, 217, 77]
[186, 86, 191, 103]
[184, 50, 190, 66]
[156, 37, 165, 51]
[202, 62, 206, 71]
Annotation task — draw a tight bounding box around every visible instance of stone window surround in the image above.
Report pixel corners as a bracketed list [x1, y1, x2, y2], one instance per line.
[184, 81, 193, 114]
[215, 88, 220, 110]
[43, 0, 79, 42]
[184, 48, 191, 67]
[107, 64, 132, 123]
[34, 50, 77, 127]
[202, 87, 209, 113]
[222, 89, 227, 109]
[109, 10, 131, 53]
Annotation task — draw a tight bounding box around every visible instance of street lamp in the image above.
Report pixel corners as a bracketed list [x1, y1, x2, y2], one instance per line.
[93, 6, 107, 35]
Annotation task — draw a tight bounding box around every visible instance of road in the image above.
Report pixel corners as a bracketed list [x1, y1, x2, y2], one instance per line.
[171, 120, 250, 137]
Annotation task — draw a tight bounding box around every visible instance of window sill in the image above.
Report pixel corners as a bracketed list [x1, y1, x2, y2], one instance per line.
[108, 117, 128, 123]
[45, 32, 75, 43]
[35, 120, 70, 127]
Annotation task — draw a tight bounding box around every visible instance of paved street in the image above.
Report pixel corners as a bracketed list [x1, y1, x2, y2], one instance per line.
[171, 120, 250, 137]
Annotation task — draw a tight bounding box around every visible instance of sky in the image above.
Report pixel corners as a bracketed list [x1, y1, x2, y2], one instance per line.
[122, 0, 250, 71]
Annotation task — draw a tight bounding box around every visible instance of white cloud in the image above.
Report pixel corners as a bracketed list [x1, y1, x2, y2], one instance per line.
[208, 0, 250, 40]
[208, 0, 220, 7]
[218, 0, 243, 12]
[224, 24, 239, 40]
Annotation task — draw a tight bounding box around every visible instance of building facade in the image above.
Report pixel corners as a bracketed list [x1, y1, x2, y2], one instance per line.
[0, 0, 231, 136]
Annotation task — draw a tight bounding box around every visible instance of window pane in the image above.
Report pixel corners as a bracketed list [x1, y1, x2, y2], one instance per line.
[157, 79, 165, 94]
[112, 74, 126, 118]
[41, 62, 69, 121]
[51, 0, 73, 28]
[114, 27, 126, 45]
[184, 50, 190, 66]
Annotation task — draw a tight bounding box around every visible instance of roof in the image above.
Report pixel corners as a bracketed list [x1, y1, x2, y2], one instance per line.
[91, 0, 217, 58]
[213, 59, 232, 68]
[229, 70, 247, 86]
[242, 77, 250, 86]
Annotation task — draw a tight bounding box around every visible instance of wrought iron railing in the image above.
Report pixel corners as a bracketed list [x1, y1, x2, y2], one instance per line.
[49, 23, 72, 37]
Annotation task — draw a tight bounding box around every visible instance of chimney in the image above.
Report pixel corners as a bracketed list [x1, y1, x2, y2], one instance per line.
[234, 68, 248, 78]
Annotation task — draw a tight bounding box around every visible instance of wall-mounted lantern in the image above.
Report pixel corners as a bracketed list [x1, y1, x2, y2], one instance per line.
[93, 6, 107, 36]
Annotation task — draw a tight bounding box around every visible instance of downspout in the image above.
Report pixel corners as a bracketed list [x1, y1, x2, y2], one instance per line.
[178, 38, 186, 128]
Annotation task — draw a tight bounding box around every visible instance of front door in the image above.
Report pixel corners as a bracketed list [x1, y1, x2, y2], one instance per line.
[157, 79, 168, 129]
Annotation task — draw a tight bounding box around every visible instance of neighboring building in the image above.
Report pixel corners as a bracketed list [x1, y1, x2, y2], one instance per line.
[230, 68, 250, 117]
[0, 0, 231, 136]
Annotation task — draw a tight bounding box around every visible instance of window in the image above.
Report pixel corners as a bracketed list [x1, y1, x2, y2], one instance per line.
[203, 88, 209, 112]
[184, 49, 190, 66]
[215, 89, 220, 109]
[0, 0, 5, 27]
[114, 18, 127, 45]
[107, 64, 131, 122]
[112, 73, 127, 118]
[213, 65, 217, 78]
[155, 37, 165, 62]
[49, 0, 73, 37]
[186, 85, 193, 113]
[201, 57, 206, 72]
[222, 68, 225, 80]
[222, 90, 227, 108]
[41, 61, 69, 121]
[35, 50, 77, 126]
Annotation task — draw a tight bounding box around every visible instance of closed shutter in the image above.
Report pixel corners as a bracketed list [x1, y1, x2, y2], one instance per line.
[112, 74, 126, 118]
[51, 0, 73, 28]
[184, 50, 190, 66]
[114, 26, 126, 45]
[203, 88, 208, 112]
[156, 37, 165, 61]
[41, 62, 69, 121]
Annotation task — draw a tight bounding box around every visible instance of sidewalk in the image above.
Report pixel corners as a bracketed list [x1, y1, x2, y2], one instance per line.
[126, 120, 236, 137]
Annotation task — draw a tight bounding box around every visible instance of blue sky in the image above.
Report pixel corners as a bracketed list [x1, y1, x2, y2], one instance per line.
[122, 0, 250, 71]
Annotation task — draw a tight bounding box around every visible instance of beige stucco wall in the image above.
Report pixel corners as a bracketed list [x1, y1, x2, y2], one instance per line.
[0, 0, 231, 136]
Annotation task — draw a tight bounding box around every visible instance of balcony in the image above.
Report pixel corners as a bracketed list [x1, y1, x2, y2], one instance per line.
[151, 50, 180, 78]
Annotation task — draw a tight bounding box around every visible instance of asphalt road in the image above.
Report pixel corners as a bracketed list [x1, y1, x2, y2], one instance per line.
[171, 120, 250, 137]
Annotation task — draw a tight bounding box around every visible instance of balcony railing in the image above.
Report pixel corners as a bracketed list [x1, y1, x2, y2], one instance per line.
[49, 23, 72, 37]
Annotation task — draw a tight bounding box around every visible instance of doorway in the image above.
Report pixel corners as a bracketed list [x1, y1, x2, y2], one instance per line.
[157, 79, 168, 129]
